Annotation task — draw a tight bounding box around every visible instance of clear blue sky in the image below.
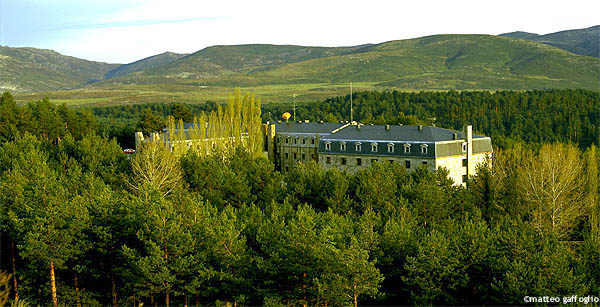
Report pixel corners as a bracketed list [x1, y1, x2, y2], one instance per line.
[1, 0, 598, 64]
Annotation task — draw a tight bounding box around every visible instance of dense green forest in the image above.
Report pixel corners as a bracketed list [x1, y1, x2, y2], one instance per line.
[0, 90, 599, 306]
[261, 89, 599, 149]
[87, 89, 599, 150]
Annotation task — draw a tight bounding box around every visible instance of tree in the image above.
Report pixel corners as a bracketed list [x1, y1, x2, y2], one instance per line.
[130, 142, 183, 197]
[403, 229, 469, 305]
[170, 104, 194, 122]
[585, 145, 599, 243]
[518, 144, 587, 240]
[0, 143, 90, 307]
[136, 108, 164, 135]
[317, 238, 383, 307]
[122, 188, 201, 307]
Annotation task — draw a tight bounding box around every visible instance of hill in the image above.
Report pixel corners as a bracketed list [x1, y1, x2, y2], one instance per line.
[500, 25, 599, 57]
[4, 32, 600, 101]
[103, 51, 187, 79]
[0, 46, 119, 92]
[105, 44, 370, 84]
[102, 35, 599, 91]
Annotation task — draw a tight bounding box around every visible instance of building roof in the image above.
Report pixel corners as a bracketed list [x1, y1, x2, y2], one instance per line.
[273, 122, 346, 135]
[320, 125, 487, 142]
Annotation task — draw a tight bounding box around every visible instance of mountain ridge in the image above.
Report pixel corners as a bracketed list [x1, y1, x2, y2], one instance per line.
[103, 51, 187, 79]
[500, 25, 599, 57]
[2, 28, 599, 94]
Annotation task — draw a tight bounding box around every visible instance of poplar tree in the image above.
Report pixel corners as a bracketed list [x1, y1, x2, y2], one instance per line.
[130, 142, 183, 197]
[585, 145, 599, 243]
[518, 144, 587, 240]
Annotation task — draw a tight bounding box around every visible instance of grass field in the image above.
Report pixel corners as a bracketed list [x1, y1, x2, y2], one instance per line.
[12, 82, 389, 107]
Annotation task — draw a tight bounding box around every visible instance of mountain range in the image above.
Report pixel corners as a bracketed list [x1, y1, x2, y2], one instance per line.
[500, 25, 599, 57]
[1, 26, 598, 94]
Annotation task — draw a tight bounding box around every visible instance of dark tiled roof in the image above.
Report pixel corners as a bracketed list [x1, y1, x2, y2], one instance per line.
[321, 125, 486, 142]
[273, 122, 346, 135]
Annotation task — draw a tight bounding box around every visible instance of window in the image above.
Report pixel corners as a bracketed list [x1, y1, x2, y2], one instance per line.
[277, 137, 281, 144]
[311, 154, 315, 160]
[311, 138, 315, 144]
[325, 142, 331, 150]
[421, 144, 428, 154]
[462, 158, 468, 167]
[422, 161, 428, 165]
[302, 138, 306, 144]
[326, 156, 331, 164]
[355, 142, 362, 151]
[404, 144, 411, 153]
[357, 158, 362, 166]
[285, 137, 289, 144]
[371, 159, 378, 164]
[293, 138, 297, 144]
[389, 159, 394, 164]
[293, 153, 297, 160]
[462, 142, 467, 152]
[286, 166, 289, 172]
[302, 153, 306, 160]
[340, 142, 346, 151]
[371, 143, 378, 152]
[388, 143, 394, 153]
[285, 152, 289, 159]
[341, 157, 347, 165]
[405, 160, 411, 169]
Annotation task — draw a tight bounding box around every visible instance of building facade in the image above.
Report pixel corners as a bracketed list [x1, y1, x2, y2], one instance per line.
[136, 120, 492, 186]
[262, 121, 350, 173]
[266, 122, 492, 186]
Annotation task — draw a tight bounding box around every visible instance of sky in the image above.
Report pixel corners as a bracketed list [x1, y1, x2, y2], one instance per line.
[1, 0, 598, 64]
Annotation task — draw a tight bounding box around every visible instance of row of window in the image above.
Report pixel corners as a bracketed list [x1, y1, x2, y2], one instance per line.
[325, 141, 429, 154]
[284, 152, 316, 161]
[325, 156, 428, 168]
[278, 136, 316, 145]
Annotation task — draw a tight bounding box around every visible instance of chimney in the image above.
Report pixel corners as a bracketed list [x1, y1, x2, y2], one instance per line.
[418, 125, 423, 131]
[385, 124, 390, 131]
[464, 125, 473, 178]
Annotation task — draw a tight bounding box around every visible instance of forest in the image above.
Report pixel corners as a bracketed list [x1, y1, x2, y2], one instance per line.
[89, 89, 599, 150]
[0, 90, 599, 306]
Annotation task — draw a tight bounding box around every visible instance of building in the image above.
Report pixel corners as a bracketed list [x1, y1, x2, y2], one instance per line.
[265, 121, 492, 185]
[136, 120, 492, 186]
[263, 121, 350, 173]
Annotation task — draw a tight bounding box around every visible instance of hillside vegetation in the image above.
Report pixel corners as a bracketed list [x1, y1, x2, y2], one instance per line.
[501, 25, 599, 57]
[103, 51, 187, 79]
[4, 32, 599, 98]
[106, 35, 599, 91]
[0, 46, 118, 92]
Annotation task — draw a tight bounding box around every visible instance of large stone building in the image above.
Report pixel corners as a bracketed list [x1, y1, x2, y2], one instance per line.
[263, 121, 350, 173]
[137, 120, 492, 186]
[263, 121, 492, 185]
